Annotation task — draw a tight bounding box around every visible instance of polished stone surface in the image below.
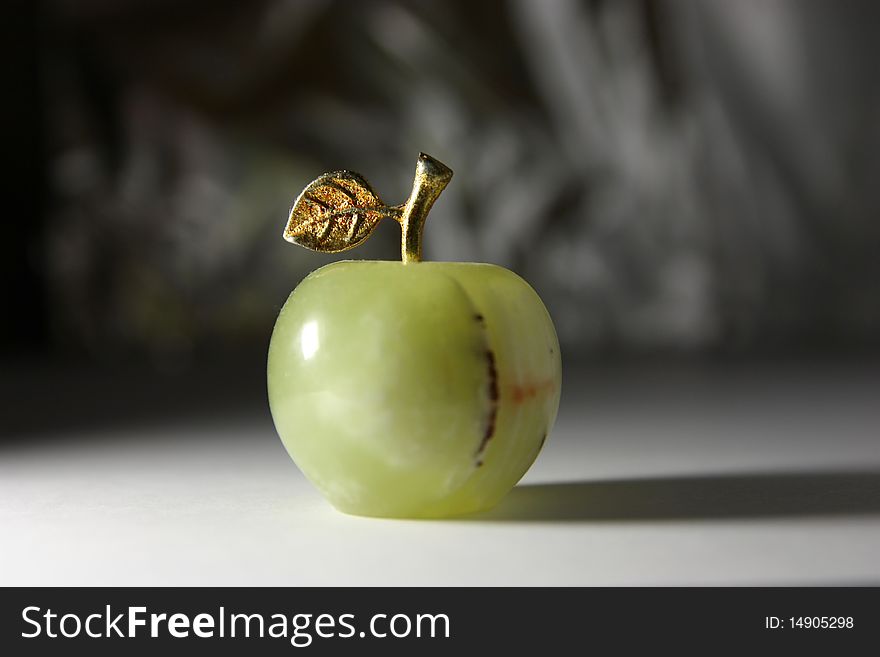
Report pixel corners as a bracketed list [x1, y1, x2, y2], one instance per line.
[268, 261, 561, 517]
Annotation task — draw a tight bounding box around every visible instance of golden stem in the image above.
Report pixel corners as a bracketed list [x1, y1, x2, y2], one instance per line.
[397, 153, 453, 264]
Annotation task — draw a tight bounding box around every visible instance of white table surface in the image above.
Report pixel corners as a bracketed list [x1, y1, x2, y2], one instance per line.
[2, 363, 879, 586]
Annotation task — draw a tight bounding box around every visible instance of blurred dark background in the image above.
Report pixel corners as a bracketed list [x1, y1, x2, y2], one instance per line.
[2, 0, 880, 440]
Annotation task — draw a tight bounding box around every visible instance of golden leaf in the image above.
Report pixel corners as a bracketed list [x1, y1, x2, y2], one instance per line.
[283, 171, 400, 253]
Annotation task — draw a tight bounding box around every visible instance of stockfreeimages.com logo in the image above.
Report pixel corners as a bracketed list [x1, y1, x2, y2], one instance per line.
[22, 606, 450, 647]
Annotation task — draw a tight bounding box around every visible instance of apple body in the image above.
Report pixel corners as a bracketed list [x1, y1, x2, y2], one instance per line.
[267, 260, 561, 518]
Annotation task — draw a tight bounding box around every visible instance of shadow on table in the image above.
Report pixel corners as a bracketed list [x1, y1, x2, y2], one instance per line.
[469, 470, 880, 522]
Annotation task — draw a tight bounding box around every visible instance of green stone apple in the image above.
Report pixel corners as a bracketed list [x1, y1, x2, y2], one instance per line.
[267, 154, 561, 518]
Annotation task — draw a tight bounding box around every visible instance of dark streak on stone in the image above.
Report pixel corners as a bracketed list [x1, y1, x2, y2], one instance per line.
[476, 348, 499, 459]
[539, 432, 547, 449]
